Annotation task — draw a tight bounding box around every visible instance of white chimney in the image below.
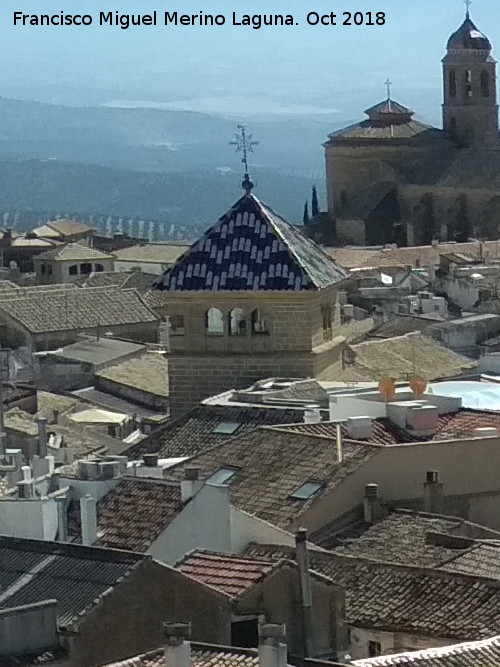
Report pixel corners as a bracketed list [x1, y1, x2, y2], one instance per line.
[56, 496, 68, 542]
[80, 495, 97, 546]
[346, 416, 373, 440]
[163, 622, 191, 667]
[363, 483, 384, 524]
[303, 407, 322, 424]
[258, 624, 288, 667]
[181, 467, 204, 503]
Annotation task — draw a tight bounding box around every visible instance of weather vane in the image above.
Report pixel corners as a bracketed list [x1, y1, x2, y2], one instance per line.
[230, 125, 259, 176]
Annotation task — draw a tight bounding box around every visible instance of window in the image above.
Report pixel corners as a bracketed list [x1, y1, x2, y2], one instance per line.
[95, 263, 104, 272]
[465, 70, 473, 98]
[322, 305, 332, 340]
[368, 641, 382, 657]
[80, 262, 92, 275]
[449, 69, 457, 97]
[68, 264, 78, 276]
[213, 421, 240, 435]
[47, 264, 53, 276]
[481, 70, 490, 97]
[170, 314, 185, 336]
[290, 482, 324, 500]
[229, 308, 246, 336]
[206, 467, 238, 485]
[251, 308, 269, 335]
[206, 307, 224, 335]
[41, 264, 46, 275]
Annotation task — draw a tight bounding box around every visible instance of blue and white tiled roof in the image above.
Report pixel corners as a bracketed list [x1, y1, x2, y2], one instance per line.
[154, 194, 349, 292]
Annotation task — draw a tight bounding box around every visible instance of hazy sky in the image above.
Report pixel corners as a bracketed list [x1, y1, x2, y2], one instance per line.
[1, 0, 499, 124]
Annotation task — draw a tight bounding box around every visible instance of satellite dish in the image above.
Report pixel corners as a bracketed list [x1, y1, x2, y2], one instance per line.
[409, 375, 427, 399]
[378, 376, 395, 402]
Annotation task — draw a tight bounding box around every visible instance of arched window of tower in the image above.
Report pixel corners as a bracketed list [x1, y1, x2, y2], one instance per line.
[229, 308, 246, 336]
[449, 70, 457, 98]
[481, 70, 490, 98]
[206, 307, 224, 335]
[465, 70, 473, 98]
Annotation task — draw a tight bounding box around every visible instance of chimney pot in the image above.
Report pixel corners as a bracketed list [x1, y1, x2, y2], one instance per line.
[295, 527, 308, 544]
[424, 470, 444, 514]
[363, 483, 384, 524]
[163, 622, 192, 667]
[364, 483, 379, 498]
[258, 624, 288, 667]
[259, 624, 286, 641]
[163, 622, 192, 644]
[143, 453, 159, 468]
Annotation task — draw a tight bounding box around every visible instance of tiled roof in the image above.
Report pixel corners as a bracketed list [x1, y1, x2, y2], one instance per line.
[441, 542, 500, 579]
[95, 352, 168, 397]
[314, 510, 500, 560]
[114, 243, 190, 264]
[176, 550, 279, 597]
[164, 427, 379, 529]
[34, 242, 114, 262]
[349, 333, 477, 381]
[101, 643, 274, 667]
[353, 635, 500, 666]
[154, 194, 349, 292]
[124, 404, 306, 460]
[243, 544, 500, 641]
[69, 478, 182, 552]
[327, 120, 440, 142]
[0, 287, 159, 333]
[325, 240, 500, 271]
[369, 315, 436, 339]
[364, 99, 414, 117]
[279, 409, 500, 446]
[77, 270, 158, 290]
[0, 535, 144, 628]
[32, 219, 95, 238]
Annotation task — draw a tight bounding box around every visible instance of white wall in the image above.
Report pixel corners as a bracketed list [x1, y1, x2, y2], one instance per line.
[479, 352, 500, 374]
[57, 475, 121, 502]
[436, 277, 480, 309]
[150, 483, 231, 565]
[0, 498, 58, 541]
[230, 507, 297, 553]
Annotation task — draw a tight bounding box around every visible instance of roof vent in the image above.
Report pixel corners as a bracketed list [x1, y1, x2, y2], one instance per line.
[303, 407, 322, 424]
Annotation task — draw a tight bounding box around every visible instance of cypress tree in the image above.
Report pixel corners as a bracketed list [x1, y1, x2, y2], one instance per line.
[303, 201, 310, 225]
[311, 185, 320, 217]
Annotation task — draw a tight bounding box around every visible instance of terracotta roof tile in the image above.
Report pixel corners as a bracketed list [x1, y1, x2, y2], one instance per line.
[164, 427, 378, 529]
[353, 635, 500, 666]
[69, 478, 182, 552]
[176, 550, 278, 597]
[125, 404, 306, 460]
[103, 644, 272, 667]
[243, 544, 500, 641]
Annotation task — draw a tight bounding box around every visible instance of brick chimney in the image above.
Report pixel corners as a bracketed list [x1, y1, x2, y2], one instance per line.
[163, 622, 191, 667]
[423, 471, 444, 514]
[363, 483, 384, 524]
[258, 624, 288, 667]
[181, 467, 203, 503]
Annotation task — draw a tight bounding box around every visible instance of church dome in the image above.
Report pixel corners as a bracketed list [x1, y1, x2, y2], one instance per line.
[447, 15, 491, 51]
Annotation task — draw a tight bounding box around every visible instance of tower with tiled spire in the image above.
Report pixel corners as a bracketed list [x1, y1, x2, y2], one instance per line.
[153, 175, 350, 417]
[443, 5, 499, 146]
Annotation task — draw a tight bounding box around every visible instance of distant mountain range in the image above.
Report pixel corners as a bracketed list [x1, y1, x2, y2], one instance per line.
[0, 96, 341, 225]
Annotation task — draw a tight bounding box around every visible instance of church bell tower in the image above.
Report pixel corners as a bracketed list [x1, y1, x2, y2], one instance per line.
[443, 7, 499, 147]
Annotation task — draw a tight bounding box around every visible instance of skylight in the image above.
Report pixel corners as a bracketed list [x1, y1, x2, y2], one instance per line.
[206, 467, 238, 485]
[213, 421, 241, 435]
[290, 482, 324, 501]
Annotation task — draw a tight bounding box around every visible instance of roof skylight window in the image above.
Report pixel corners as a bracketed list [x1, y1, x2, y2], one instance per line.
[213, 421, 241, 435]
[290, 482, 324, 501]
[206, 467, 238, 485]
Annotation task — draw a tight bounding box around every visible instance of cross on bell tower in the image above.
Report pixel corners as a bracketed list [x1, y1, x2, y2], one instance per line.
[230, 125, 259, 195]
